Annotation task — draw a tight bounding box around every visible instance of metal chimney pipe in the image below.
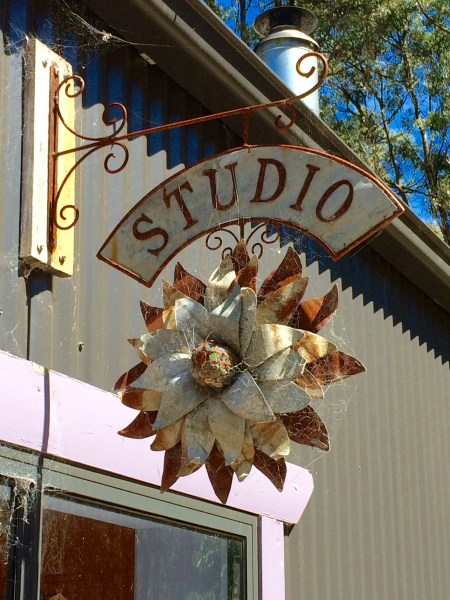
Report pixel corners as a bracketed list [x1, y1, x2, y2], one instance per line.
[254, 5, 320, 116]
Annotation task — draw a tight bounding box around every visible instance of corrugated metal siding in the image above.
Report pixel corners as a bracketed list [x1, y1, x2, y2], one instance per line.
[0, 2, 28, 357]
[283, 238, 450, 600]
[1, 1, 450, 598]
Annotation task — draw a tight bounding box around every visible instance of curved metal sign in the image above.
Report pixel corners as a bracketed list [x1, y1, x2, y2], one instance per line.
[98, 145, 404, 286]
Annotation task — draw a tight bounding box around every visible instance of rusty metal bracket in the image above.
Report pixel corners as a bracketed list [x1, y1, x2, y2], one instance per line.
[49, 52, 328, 234]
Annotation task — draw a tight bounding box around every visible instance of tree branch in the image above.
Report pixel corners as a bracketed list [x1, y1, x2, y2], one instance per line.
[416, 1, 450, 35]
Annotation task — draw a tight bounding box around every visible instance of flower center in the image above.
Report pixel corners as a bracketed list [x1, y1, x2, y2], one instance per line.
[191, 340, 239, 389]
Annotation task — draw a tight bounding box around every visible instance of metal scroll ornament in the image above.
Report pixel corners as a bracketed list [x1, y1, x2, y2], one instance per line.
[50, 52, 328, 234]
[205, 222, 280, 259]
[115, 244, 365, 503]
[51, 74, 129, 233]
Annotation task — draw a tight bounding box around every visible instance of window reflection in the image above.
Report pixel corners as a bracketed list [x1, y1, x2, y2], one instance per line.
[41, 496, 245, 600]
[41, 508, 135, 600]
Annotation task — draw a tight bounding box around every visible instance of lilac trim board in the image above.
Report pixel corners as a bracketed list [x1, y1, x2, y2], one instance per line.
[259, 516, 286, 600]
[0, 350, 313, 523]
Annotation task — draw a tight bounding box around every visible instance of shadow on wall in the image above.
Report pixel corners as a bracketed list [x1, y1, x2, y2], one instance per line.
[279, 227, 450, 365]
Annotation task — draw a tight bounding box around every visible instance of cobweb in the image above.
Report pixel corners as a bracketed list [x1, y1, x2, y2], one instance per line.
[4, 0, 224, 71]
[0, 478, 35, 565]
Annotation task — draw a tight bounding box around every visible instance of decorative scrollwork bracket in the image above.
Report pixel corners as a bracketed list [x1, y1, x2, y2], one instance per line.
[205, 219, 280, 260]
[49, 51, 328, 242]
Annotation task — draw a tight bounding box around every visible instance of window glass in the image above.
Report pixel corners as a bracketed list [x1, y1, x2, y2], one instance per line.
[0, 484, 12, 600]
[41, 496, 245, 600]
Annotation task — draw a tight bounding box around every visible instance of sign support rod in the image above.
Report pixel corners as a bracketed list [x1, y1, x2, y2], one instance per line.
[49, 53, 328, 233]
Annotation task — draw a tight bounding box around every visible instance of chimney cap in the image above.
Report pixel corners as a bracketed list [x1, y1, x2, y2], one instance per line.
[254, 6, 318, 37]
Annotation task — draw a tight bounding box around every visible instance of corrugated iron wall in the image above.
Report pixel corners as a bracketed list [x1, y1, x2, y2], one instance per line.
[0, 0, 29, 358]
[284, 239, 450, 600]
[1, 1, 450, 599]
[0, 0, 240, 384]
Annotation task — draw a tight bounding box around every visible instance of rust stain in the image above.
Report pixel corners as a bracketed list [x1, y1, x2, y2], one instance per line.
[111, 236, 118, 263]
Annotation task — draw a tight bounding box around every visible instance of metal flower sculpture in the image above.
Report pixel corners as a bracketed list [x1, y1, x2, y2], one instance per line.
[115, 243, 365, 503]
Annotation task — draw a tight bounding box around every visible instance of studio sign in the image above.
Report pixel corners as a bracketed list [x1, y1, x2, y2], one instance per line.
[98, 145, 404, 286]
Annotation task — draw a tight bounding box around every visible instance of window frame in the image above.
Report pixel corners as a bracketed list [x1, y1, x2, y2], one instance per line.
[0, 446, 41, 600]
[0, 446, 258, 600]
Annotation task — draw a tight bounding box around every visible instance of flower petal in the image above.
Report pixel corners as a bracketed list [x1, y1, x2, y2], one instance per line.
[132, 354, 190, 391]
[293, 331, 337, 362]
[173, 297, 211, 343]
[281, 406, 329, 450]
[205, 443, 234, 504]
[175, 274, 206, 303]
[211, 283, 241, 319]
[151, 418, 184, 450]
[119, 388, 162, 411]
[182, 403, 215, 468]
[161, 443, 182, 492]
[239, 287, 257, 356]
[294, 368, 324, 399]
[232, 424, 255, 482]
[220, 371, 275, 422]
[140, 329, 189, 360]
[236, 255, 258, 292]
[208, 317, 241, 356]
[114, 362, 147, 391]
[251, 419, 290, 459]
[258, 246, 303, 299]
[231, 240, 251, 272]
[208, 288, 241, 354]
[140, 301, 164, 332]
[162, 306, 177, 330]
[162, 280, 190, 309]
[118, 411, 157, 439]
[256, 277, 309, 325]
[253, 451, 287, 491]
[308, 351, 366, 385]
[173, 262, 192, 287]
[252, 348, 306, 381]
[289, 284, 338, 333]
[173, 263, 207, 303]
[245, 324, 304, 367]
[174, 261, 189, 282]
[153, 372, 208, 430]
[258, 380, 311, 413]
[204, 255, 236, 312]
[177, 441, 205, 478]
[208, 397, 245, 465]
[128, 338, 152, 364]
